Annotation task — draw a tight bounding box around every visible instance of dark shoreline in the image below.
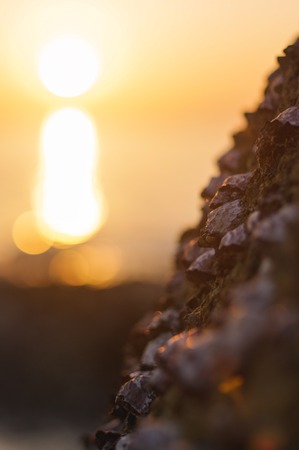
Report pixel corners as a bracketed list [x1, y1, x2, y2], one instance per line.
[0, 280, 161, 432]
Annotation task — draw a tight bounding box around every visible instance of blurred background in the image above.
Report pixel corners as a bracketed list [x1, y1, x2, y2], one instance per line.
[0, 0, 299, 448]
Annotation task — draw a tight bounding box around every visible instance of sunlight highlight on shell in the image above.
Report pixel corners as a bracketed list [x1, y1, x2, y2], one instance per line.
[34, 108, 106, 246]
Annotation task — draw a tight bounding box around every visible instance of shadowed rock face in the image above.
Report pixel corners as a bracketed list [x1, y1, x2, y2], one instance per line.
[91, 38, 299, 450]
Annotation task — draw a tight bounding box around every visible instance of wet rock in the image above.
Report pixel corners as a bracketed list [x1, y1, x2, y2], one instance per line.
[219, 223, 248, 251]
[141, 333, 172, 369]
[115, 373, 156, 416]
[186, 248, 216, 283]
[209, 173, 253, 209]
[201, 200, 246, 243]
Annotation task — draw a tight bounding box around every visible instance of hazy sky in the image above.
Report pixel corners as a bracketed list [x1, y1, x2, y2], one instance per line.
[0, 0, 299, 285]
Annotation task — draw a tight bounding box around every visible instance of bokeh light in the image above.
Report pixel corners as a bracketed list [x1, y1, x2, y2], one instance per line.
[38, 36, 100, 97]
[49, 243, 121, 287]
[34, 108, 106, 246]
[49, 249, 90, 286]
[80, 243, 122, 286]
[12, 211, 52, 255]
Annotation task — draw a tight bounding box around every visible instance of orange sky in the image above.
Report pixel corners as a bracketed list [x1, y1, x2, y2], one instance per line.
[1, 0, 299, 286]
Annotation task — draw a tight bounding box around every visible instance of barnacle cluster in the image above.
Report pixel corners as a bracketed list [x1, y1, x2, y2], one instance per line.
[90, 38, 299, 450]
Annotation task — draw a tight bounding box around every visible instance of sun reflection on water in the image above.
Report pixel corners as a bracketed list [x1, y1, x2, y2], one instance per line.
[10, 35, 119, 286]
[34, 107, 106, 246]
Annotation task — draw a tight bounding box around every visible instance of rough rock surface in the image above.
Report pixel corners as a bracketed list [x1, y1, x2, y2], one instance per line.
[89, 38, 299, 450]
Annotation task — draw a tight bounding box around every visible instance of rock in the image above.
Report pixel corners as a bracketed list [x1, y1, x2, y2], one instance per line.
[95, 421, 122, 450]
[147, 309, 181, 337]
[186, 248, 216, 283]
[232, 131, 248, 147]
[217, 148, 249, 174]
[219, 223, 248, 251]
[209, 172, 253, 209]
[218, 172, 252, 192]
[115, 373, 156, 416]
[157, 295, 281, 394]
[200, 174, 229, 199]
[255, 108, 299, 169]
[246, 210, 260, 232]
[179, 239, 207, 267]
[274, 106, 299, 126]
[201, 199, 246, 243]
[157, 327, 241, 393]
[252, 205, 299, 244]
[156, 329, 197, 373]
[162, 271, 189, 309]
[149, 367, 172, 394]
[228, 274, 276, 313]
[95, 430, 121, 450]
[128, 420, 183, 450]
[94, 37, 299, 450]
[115, 435, 132, 450]
[260, 69, 283, 111]
[141, 333, 172, 369]
[175, 230, 200, 269]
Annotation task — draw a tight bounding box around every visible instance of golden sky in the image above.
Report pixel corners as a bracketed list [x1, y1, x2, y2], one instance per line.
[0, 0, 299, 286]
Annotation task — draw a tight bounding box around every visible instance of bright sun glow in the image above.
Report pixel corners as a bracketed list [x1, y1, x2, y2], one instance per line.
[34, 108, 105, 245]
[38, 36, 100, 97]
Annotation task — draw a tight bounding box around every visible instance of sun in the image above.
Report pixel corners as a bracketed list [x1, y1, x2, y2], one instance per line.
[38, 36, 100, 97]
